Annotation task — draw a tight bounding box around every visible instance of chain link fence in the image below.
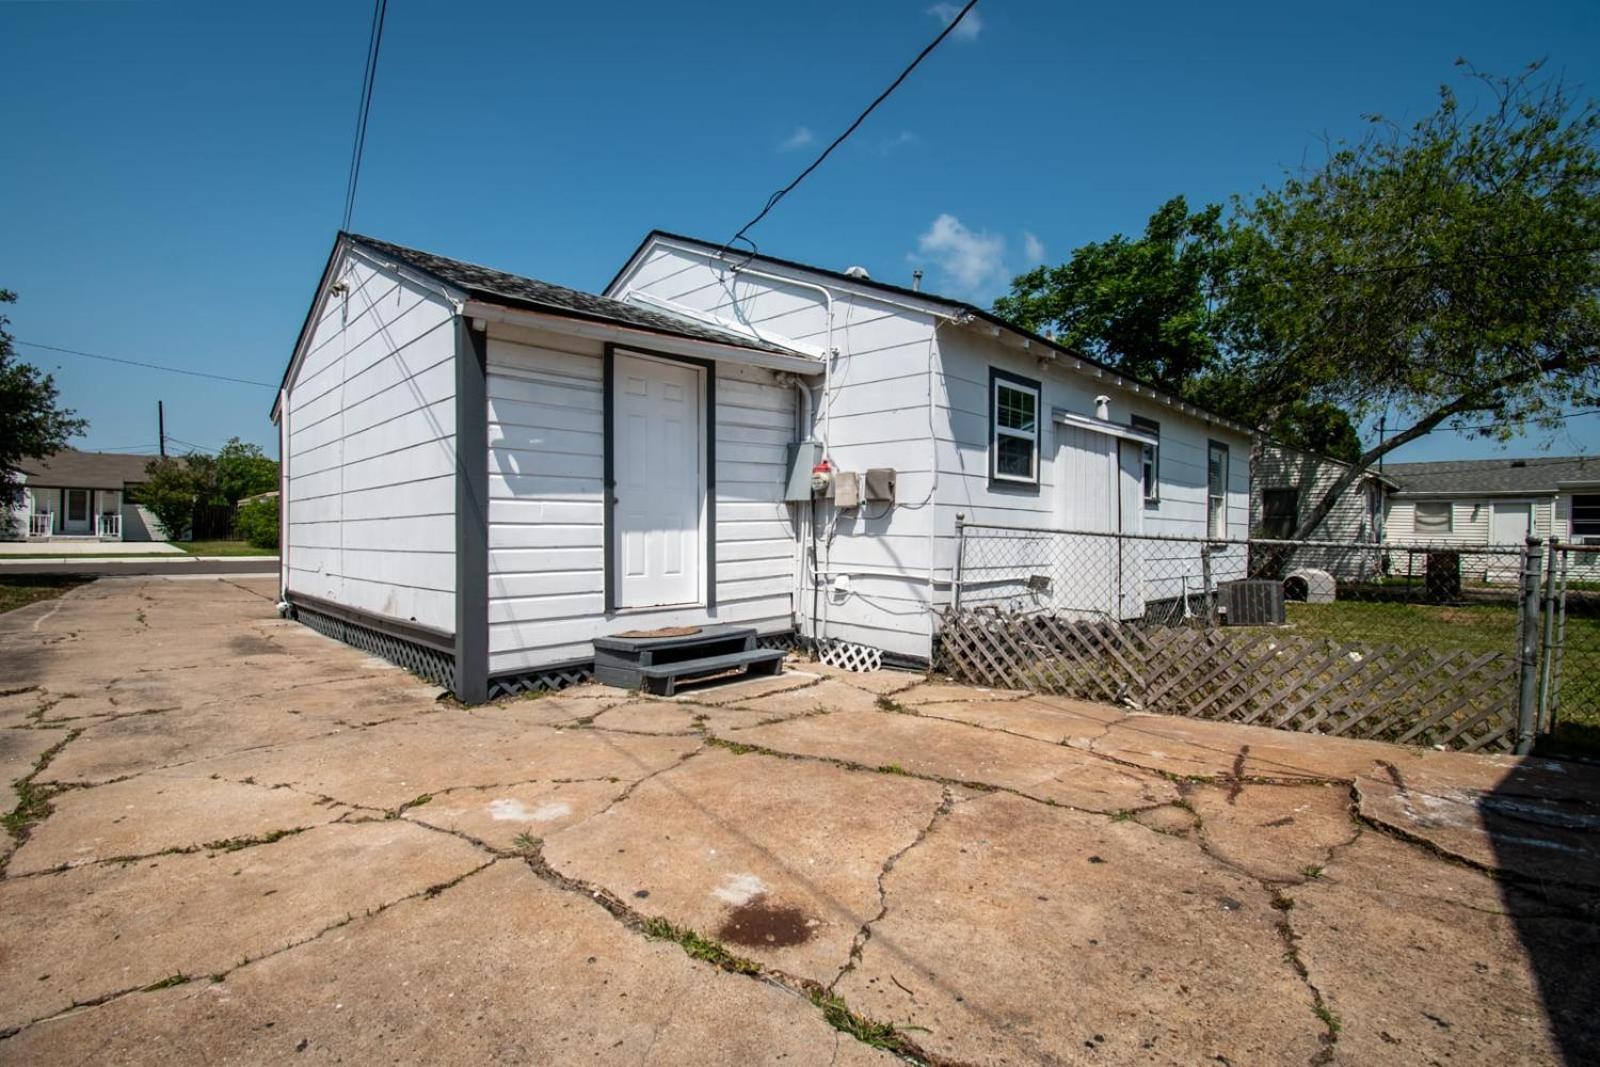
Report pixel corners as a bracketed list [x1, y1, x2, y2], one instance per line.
[940, 521, 1588, 755]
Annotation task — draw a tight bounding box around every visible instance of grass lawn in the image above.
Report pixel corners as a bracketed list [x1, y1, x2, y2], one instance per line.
[1285, 598, 1600, 758]
[0, 575, 90, 615]
[172, 540, 275, 556]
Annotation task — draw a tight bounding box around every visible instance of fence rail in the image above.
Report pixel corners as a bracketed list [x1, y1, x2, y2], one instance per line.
[940, 520, 1592, 755]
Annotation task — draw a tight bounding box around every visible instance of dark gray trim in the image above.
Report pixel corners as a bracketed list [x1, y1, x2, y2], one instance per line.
[454, 318, 491, 704]
[602, 343, 717, 614]
[988, 366, 1042, 493]
[286, 591, 454, 654]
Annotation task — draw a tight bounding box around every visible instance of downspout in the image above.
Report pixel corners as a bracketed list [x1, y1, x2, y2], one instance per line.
[927, 320, 942, 656]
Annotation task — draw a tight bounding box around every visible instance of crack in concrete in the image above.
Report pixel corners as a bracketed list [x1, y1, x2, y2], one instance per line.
[0, 856, 500, 1042]
[829, 785, 953, 993]
[1, 825, 323, 881]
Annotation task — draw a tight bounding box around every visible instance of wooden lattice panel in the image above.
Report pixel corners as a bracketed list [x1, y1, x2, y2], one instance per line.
[296, 607, 456, 692]
[937, 611, 1519, 753]
[819, 640, 884, 673]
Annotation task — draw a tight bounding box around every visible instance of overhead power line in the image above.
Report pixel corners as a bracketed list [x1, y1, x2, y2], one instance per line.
[716, 0, 980, 261]
[15, 340, 276, 388]
[341, 0, 389, 232]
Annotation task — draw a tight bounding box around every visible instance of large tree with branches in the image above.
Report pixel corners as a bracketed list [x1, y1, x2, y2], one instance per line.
[1, 291, 86, 517]
[1227, 60, 1600, 538]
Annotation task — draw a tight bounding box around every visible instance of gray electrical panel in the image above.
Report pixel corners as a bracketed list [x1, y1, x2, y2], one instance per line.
[784, 441, 821, 502]
[864, 468, 897, 502]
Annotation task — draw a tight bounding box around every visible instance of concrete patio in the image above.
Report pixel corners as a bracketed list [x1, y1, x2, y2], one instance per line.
[1, 576, 1597, 1065]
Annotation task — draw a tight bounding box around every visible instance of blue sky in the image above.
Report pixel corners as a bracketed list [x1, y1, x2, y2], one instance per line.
[3, 0, 1596, 463]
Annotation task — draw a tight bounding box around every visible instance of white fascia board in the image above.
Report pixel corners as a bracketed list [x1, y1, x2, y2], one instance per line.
[1052, 408, 1160, 446]
[617, 290, 827, 359]
[463, 301, 825, 376]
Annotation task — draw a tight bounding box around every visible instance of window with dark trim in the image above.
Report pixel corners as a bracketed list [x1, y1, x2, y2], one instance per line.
[1260, 488, 1299, 539]
[989, 369, 1040, 487]
[1572, 494, 1600, 540]
[1130, 415, 1160, 504]
[1207, 440, 1229, 538]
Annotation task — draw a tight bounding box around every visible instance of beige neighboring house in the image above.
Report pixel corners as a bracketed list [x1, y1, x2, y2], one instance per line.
[7, 449, 164, 542]
[1250, 442, 1399, 578]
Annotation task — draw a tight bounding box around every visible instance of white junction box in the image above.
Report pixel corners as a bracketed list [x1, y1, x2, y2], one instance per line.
[833, 471, 860, 509]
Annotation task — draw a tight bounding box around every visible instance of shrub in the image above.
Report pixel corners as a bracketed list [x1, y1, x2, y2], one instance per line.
[235, 495, 279, 551]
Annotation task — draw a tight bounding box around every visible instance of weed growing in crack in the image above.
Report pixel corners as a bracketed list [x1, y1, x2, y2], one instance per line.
[1313, 1001, 1343, 1036]
[1, 728, 80, 850]
[874, 695, 908, 714]
[1302, 864, 1325, 880]
[512, 833, 542, 853]
[876, 763, 910, 776]
[707, 738, 756, 756]
[1110, 809, 1135, 822]
[141, 974, 189, 992]
[810, 991, 918, 1056]
[641, 918, 761, 976]
[202, 828, 302, 853]
[405, 794, 433, 809]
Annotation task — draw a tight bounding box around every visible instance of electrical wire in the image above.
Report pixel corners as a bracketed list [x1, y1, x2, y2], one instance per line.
[14, 340, 276, 388]
[340, 0, 389, 233]
[716, 0, 979, 262]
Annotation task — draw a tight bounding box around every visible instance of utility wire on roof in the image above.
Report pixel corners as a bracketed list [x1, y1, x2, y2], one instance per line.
[715, 0, 980, 263]
[340, 0, 389, 232]
[15, 340, 276, 388]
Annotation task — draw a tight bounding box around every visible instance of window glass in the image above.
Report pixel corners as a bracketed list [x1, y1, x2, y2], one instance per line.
[1572, 494, 1600, 538]
[1207, 443, 1228, 538]
[1414, 501, 1452, 533]
[991, 374, 1039, 484]
[1131, 416, 1159, 503]
[1261, 488, 1299, 539]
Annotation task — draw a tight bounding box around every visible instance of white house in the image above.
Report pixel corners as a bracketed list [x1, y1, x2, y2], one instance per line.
[273, 232, 1252, 701]
[1249, 442, 1398, 578]
[6, 449, 163, 542]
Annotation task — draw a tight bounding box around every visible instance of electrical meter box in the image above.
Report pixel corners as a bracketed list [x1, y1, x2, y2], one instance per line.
[864, 468, 897, 502]
[784, 441, 821, 502]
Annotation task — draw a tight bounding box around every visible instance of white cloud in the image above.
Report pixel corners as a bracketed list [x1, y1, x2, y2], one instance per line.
[778, 126, 816, 152]
[915, 214, 1008, 294]
[1023, 231, 1046, 264]
[927, 3, 982, 41]
[877, 130, 919, 154]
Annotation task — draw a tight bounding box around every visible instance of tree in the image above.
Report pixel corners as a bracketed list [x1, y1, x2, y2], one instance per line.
[215, 438, 278, 504]
[138, 457, 196, 541]
[0, 291, 87, 515]
[234, 495, 279, 550]
[1228, 61, 1600, 538]
[992, 197, 1362, 459]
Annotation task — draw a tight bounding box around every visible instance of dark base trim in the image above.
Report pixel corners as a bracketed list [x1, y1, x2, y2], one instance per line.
[286, 592, 454, 654]
[294, 603, 457, 691]
[487, 659, 597, 699]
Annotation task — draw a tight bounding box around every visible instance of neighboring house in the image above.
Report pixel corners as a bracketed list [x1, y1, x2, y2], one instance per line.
[1249, 443, 1398, 578]
[273, 232, 1252, 701]
[6, 449, 163, 542]
[1383, 455, 1600, 580]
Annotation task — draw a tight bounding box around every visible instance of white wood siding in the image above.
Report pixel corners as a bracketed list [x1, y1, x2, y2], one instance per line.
[283, 254, 458, 633]
[484, 322, 797, 676]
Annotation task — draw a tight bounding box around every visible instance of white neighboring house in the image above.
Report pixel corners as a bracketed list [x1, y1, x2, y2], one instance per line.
[1250, 443, 1398, 578]
[6, 449, 163, 542]
[273, 232, 1253, 702]
[1383, 455, 1600, 580]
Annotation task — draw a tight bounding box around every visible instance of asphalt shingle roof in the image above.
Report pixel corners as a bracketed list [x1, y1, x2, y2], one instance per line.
[1385, 455, 1600, 495]
[346, 234, 811, 360]
[17, 449, 160, 489]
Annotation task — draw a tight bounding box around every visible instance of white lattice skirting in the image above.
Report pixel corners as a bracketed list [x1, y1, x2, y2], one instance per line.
[817, 639, 884, 673]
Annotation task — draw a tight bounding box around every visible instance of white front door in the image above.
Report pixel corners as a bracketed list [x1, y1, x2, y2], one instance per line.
[1490, 501, 1532, 544]
[614, 351, 704, 609]
[63, 489, 92, 535]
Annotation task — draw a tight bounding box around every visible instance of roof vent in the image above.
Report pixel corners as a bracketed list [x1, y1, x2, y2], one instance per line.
[844, 266, 871, 279]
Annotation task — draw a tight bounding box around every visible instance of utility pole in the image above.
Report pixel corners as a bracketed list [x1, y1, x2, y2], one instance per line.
[158, 401, 166, 458]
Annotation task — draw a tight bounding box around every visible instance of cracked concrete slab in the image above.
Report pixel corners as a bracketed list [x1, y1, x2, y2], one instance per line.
[895, 681, 1024, 705]
[1186, 780, 1359, 883]
[1, 860, 894, 1065]
[7, 772, 351, 875]
[588, 699, 703, 734]
[835, 790, 1326, 1065]
[733, 708, 1179, 813]
[188, 717, 701, 811]
[543, 749, 944, 983]
[1295, 832, 1600, 1065]
[403, 779, 627, 851]
[793, 662, 926, 694]
[0, 820, 488, 1034]
[722, 678, 888, 717]
[467, 690, 634, 728]
[909, 694, 1123, 746]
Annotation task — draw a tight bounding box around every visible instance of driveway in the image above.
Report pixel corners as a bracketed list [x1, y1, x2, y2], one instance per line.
[1, 578, 1597, 1065]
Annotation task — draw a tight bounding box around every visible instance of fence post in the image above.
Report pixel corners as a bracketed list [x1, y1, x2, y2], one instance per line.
[1199, 542, 1216, 625]
[952, 513, 966, 614]
[1537, 537, 1561, 736]
[1514, 537, 1544, 755]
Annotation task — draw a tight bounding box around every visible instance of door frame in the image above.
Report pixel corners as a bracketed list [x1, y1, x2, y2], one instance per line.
[603, 344, 716, 614]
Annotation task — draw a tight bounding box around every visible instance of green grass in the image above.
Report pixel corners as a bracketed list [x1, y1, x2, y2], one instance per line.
[172, 540, 275, 556]
[0, 575, 90, 614]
